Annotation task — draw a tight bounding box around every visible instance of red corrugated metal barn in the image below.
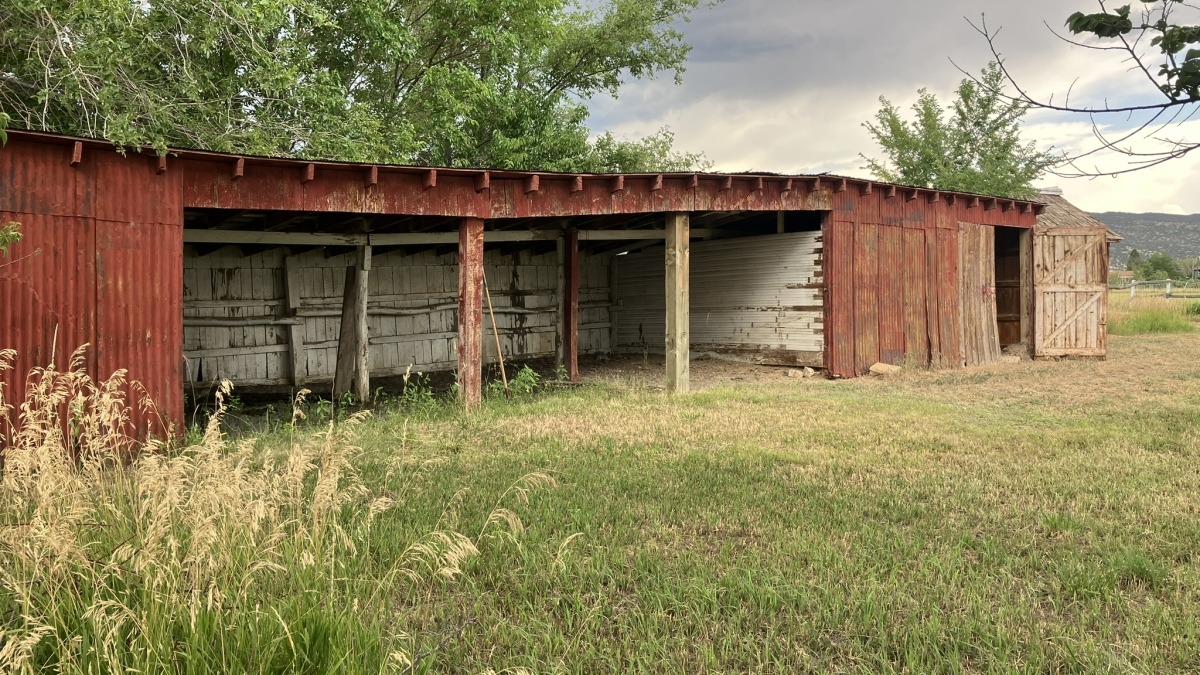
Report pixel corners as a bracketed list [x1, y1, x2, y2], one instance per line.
[2, 130, 1107, 441]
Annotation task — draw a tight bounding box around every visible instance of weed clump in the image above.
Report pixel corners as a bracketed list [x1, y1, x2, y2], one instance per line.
[0, 348, 549, 673]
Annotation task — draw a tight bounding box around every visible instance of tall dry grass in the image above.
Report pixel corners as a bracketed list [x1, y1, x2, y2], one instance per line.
[0, 348, 550, 674]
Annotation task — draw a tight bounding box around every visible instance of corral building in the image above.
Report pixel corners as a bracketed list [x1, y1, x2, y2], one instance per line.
[0, 131, 1108, 439]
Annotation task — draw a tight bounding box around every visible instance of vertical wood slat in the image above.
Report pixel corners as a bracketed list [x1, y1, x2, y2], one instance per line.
[665, 212, 689, 393]
[457, 218, 485, 409]
[333, 265, 358, 397]
[878, 225, 905, 364]
[824, 219, 856, 377]
[555, 236, 566, 367]
[853, 223, 879, 375]
[284, 256, 307, 386]
[925, 228, 942, 366]
[902, 229, 928, 363]
[937, 227, 961, 366]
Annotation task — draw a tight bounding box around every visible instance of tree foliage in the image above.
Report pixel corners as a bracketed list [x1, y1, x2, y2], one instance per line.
[975, 1, 1200, 176]
[861, 63, 1057, 199]
[0, 0, 712, 172]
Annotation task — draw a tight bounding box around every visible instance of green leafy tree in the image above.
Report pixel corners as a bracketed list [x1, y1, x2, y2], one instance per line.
[1142, 252, 1184, 280]
[862, 63, 1057, 199]
[0, 0, 713, 172]
[1127, 248, 1144, 271]
[976, 2, 1200, 176]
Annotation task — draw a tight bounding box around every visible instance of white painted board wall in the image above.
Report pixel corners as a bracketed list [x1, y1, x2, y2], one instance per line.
[613, 231, 824, 360]
[183, 246, 611, 386]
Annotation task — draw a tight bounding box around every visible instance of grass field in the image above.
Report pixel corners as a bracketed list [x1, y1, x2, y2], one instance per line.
[4, 332, 1200, 673]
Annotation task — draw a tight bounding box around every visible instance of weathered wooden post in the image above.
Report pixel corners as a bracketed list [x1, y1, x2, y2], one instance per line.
[457, 218, 485, 409]
[665, 213, 690, 393]
[1166, 280, 1173, 298]
[332, 245, 371, 402]
[1130, 280, 1137, 299]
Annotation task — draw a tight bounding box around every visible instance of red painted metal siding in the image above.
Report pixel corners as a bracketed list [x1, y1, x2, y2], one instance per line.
[0, 137, 183, 440]
[823, 191, 1036, 377]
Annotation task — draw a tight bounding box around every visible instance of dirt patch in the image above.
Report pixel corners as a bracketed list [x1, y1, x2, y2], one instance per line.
[577, 353, 803, 390]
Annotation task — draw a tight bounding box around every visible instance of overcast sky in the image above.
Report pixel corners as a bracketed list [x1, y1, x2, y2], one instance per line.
[587, 0, 1200, 215]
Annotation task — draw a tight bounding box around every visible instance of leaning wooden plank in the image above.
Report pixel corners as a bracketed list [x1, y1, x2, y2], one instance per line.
[332, 264, 358, 398]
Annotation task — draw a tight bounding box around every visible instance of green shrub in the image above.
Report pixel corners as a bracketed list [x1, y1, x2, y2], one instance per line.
[1109, 309, 1197, 335]
[1185, 301, 1200, 317]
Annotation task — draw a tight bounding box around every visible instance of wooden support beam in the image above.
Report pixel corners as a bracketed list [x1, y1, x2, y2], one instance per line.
[563, 230, 581, 381]
[332, 246, 371, 402]
[808, 178, 822, 193]
[652, 175, 664, 191]
[70, 141, 83, 167]
[834, 178, 847, 193]
[302, 163, 315, 184]
[665, 212, 689, 394]
[885, 185, 897, 199]
[475, 171, 490, 192]
[722, 176, 734, 191]
[352, 246, 371, 402]
[423, 169, 437, 190]
[367, 166, 379, 186]
[754, 176, 765, 192]
[572, 175, 584, 193]
[525, 174, 540, 193]
[689, 174, 700, 189]
[985, 198, 998, 211]
[782, 178, 794, 194]
[284, 256, 307, 386]
[157, 156, 168, 175]
[777, 211, 786, 234]
[611, 175, 625, 192]
[232, 158, 245, 181]
[182, 228, 705, 246]
[906, 189, 919, 202]
[457, 218, 485, 410]
[861, 182, 873, 196]
[928, 191, 941, 204]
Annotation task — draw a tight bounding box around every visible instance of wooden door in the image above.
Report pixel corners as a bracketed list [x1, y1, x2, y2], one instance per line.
[1034, 228, 1109, 358]
[958, 223, 1001, 366]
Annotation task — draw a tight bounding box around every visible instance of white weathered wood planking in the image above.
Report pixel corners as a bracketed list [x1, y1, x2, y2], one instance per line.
[183, 246, 612, 385]
[613, 231, 824, 356]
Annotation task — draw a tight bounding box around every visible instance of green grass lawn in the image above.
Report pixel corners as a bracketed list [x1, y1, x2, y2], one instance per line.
[333, 334, 1200, 674]
[4, 334, 1199, 674]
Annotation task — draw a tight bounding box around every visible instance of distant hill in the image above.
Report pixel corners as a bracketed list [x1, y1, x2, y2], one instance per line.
[1088, 212, 1200, 267]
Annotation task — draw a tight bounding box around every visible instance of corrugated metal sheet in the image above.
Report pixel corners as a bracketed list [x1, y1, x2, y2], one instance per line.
[614, 232, 824, 362]
[1, 136, 184, 440]
[823, 191, 1034, 377]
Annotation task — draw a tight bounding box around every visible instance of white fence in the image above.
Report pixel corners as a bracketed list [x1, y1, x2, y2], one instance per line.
[1117, 279, 1200, 299]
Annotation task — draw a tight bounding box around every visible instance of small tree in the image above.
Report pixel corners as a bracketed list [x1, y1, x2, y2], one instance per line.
[862, 63, 1058, 199]
[1127, 248, 1144, 271]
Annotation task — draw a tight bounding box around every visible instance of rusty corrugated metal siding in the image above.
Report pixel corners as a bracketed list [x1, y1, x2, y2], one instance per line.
[0, 137, 183, 440]
[823, 191, 1036, 378]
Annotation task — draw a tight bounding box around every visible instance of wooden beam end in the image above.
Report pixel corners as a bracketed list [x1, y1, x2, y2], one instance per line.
[302, 163, 316, 184]
[70, 141, 83, 167]
[232, 157, 245, 181]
